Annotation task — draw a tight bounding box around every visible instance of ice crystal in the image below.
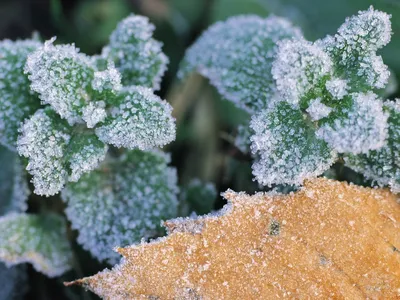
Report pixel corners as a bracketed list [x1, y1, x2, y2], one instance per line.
[95, 86, 176, 150]
[0, 213, 72, 277]
[81, 101, 107, 128]
[91, 62, 122, 95]
[317, 92, 388, 154]
[345, 100, 400, 192]
[181, 15, 302, 112]
[272, 39, 333, 106]
[250, 102, 336, 186]
[101, 14, 168, 90]
[0, 146, 29, 215]
[62, 150, 179, 264]
[17, 108, 107, 196]
[25, 38, 95, 125]
[306, 98, 332, 121]
[0, 39, 41, 150]
[325, 78, 348, 100]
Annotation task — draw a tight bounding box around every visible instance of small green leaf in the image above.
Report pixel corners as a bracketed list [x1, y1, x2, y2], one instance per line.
[180, 179, 217, 216]
[95, 86, 176, 150]
[345, 100, 400, 192]
[316, 92, 388, 154]
[250, 102, 336, 186]
[180, 15, 302, 112]
[0, 146, 29, 215]
[0, 213, 72, 277]
[17, 108, 108, 196]
[0, 39, 42, 150]
[62, 150, 179, 264]
[101, 14, 168, 90]
[25, 38, 96, 125]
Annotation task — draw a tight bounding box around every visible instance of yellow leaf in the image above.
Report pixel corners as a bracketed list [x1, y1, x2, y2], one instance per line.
[67, 178, 400, 299]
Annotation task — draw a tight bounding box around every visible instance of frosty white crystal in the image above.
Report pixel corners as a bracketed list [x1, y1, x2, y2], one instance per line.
[306, 98, 332, 121]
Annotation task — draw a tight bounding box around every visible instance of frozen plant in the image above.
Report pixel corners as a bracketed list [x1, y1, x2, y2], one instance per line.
[182, 7, 400, 192]
[0, 13, 186, 280]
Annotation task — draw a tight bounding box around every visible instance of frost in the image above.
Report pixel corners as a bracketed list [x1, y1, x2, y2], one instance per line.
[345, 100, 400, 192]
[101, 14, 168, 90]
[0, 39, 41, 150]
[250, 102, 336, 186]
[17, 108, 107, 196]
[95, 86, 176, 150]
[181, 15, 302, 112]
[91, 61, 122, 95]
[25, 38, 95, 125]
[320, 7, 391, 90]
[317, 92, 388, 154]
[272, 39, 333, 105]
[0, 213, 72, 277]
[325, 78, 348, 100]
[0, 146, 29, 215]
[306, 98, 332, 121]
[62, 150, 179, 264]
[82, 101, 107, 128]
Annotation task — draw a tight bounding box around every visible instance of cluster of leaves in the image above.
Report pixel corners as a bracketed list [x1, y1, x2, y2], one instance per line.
[0, 13, 217, 285]
[182, 7, 400, 192]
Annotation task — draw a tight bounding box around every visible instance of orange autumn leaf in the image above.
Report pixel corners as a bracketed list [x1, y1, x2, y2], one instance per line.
[67, 178, 400, 299]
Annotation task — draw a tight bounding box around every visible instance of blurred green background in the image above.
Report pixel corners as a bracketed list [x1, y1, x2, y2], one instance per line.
[1, 0, 400, 298]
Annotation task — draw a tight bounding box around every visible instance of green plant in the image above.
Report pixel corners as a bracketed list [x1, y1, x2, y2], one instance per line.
[182, 7, 400, 191]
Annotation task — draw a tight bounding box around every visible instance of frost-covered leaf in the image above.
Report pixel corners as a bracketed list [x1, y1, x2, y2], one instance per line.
[320, 7, 391, 90]
[0, 263, 27, 300]
[0, 146, 29, 215]
[250, 102, 336, 186]
[271, 39, 333, 106]
[95, 86, 176, 150]
[180, 179, 217, 216]
[101, 14, 168, 90]
[17, 108, 108, 196]
[180, 15, 302, 112]
[25, 38, 96, 125]
[345, 100, 400, 192]
[0, 213, 72, 277]
[68, 178, 400, 299]
[0, 39, 41, 150]
[62, 150, 179, 264]
[317, 92, 388, 154]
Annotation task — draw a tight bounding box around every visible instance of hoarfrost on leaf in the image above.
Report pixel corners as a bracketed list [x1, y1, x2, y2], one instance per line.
[305, 98, 332, 121]
[62, 150, 179, 264]
[17, 108, 108, 196]
[272, 39, 333, 106]
[250, 102, 336, 186]
[0, 213, 72, 277]
[95, 86, 176, 150]
[317, 92, 388, 154]
[25, 37, 95, 125]
[101, 14, 168, 90]
[180, 15, 302, 112]
[0, 146, 29, 215]
[344, 99, 400, 192]
[325, 78, 348, 100]
[0, 39, 42, 150]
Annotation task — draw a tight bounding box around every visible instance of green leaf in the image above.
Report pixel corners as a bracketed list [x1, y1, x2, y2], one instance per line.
[0, 213, 72, 277]
[101, 14, 168, 90]
[25, 38, 97, 125]
[95, 86, 176, 150]
[316, 92, 388, 154]
[180, 179, 217, 216]
[250, 102, 336, 186]
[180, 15, 302, 112]
[62, 150, 179, 264]
[0, 146, 29, 215]
[17, 108, 108, 196]
[0, 39, 41, 150]
[0, 263, 27, 300]
[344, 100, 400, 192]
